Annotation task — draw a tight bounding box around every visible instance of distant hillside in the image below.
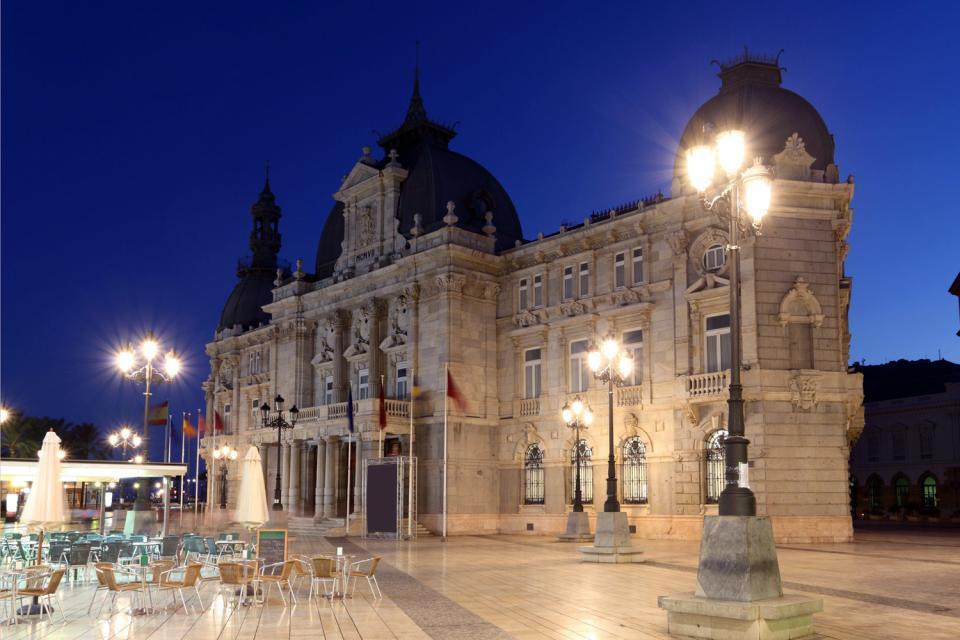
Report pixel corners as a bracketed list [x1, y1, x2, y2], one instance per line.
[851, 359, 960, 403]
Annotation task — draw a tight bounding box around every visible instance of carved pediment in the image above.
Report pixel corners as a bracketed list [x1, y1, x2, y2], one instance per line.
[779, 276, 824, 327]
[338, 161, 380, 192]
[773, 133, 816, 180]
[685, 273, 730, 295]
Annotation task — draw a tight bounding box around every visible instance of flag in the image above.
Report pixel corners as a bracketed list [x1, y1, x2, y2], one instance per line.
[347, 386, 355, 433]
[214, 411, 224, 432]
[378, 380, 387, 431]
[197, 414, 207, 435]
[148, 401, 169, 426]
[447, 369, 467, 414]
[183, 414, 197, 437]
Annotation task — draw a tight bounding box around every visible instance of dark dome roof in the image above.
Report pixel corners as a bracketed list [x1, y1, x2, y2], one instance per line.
[315, 72, 522, 277]
[675, 55, 835, 179]
[218, 271, 274, 332]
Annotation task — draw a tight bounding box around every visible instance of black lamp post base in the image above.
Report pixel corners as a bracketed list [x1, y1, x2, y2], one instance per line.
[718, 486, 757, 517]
[272, 503, 284, 511]
[16, 602, 52, 616]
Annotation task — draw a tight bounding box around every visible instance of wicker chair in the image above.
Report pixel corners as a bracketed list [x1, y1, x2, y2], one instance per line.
[157, 562, 205, 611]
[215, 562, 256, 609]
[15, 568, 67, 623]
[307, 556, 340, 599]
[65, 542, 94, 581]
[258, 560, 298, 606]
[93, 563, 146, 617]
[347, 557, 383, 599]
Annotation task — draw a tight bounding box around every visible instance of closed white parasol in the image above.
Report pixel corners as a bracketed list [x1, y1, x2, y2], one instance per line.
[234, 445, 269, 529]
[21, 429, 66, 565]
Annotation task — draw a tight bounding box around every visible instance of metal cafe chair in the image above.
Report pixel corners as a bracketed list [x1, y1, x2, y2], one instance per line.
[157, 563, 205, 611]
[92, 563, 146, 617]
[307, 556, 340, 599]
[347, 557, 383, 599]
[258, 560, 298, 606]
[14, 568, 67, 624]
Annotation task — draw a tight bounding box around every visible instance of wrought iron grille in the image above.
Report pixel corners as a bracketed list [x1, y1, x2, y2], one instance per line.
[524, 444, 545, 505]
[569, 440, 593, 504]
[705, 430, 728, 504]
[622, 436, 648, 504]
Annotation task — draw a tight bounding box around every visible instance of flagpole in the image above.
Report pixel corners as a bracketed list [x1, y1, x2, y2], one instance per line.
[443, 363, 448, 541]
[346, 383, 353, 537]
[180, 412, 186, 513]
[379, 374, 385, 457]
[408, 370, 414, 539]
[195, 408, 201, 519]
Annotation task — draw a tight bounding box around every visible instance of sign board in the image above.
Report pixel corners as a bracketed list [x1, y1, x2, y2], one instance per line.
[255, 529, 288, 566]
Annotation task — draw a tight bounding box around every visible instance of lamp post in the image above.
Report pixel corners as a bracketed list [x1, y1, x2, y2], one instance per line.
[108, 425, 142, 458]
[587, 337, 634, 513]
[115, 334, 181, 510]
[685, 129, 772, 516]
[260, 395, 298, 511]
[212, 444, 239, 509]
[561, 397, 594, 513]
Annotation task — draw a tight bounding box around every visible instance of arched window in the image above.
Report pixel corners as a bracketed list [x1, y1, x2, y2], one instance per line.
[922, 476, 937, 508]
[866, 474, 883, 509]
[523, 444, 545, 505]
[705, 430, 728, 504]
[570, 440, 593, 504]
[894, 476, 910, 507]
[622, 437, 648, 504]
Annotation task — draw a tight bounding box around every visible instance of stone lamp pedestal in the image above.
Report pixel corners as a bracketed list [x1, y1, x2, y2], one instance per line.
[558, 510, 593, 542]
[578, 511, 644, 563]
[658, 516, 822, 639]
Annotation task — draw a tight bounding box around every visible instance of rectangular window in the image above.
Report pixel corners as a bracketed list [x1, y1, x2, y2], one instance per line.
[358, 368, 370, 400]
[614, 252, 626, 289]
[579, 262, 590, 297]
[324, 375, 334, 405]
[396, 362, 409, 399]
[569, 340, 590, 393]
[563, 266, 574, 301]
[533, 274, 543, 308]
[224, 403, 232, 433]
[518, 278, 529, 311]
[251, 398, 260, 416]
[632, 247, 643, 284]
[524, 348, 542, 399]
[623, 329, 643, 386]
[705, 314, 731, 373]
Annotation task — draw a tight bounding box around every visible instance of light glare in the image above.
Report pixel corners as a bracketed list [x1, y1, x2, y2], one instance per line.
[601, 339, 619, 361]
[743, 172, 772, 222]
[163, 353, 181, 378]
[587, 350, 602, 372]
[716, 130, 746, 176]
[141, 339, 159, 361]
[116, 349, 136, 373]
[686, 145, 715, 192]
[618, 354, 634, 379]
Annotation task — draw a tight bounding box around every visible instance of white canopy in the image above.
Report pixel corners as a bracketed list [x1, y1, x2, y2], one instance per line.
[20, 430, 66, 527]
[234, 445, 269, 529]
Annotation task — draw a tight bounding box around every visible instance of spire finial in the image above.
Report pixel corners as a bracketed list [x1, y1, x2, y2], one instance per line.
[404, 42, 427, 125]
[263, 160, 271, 193]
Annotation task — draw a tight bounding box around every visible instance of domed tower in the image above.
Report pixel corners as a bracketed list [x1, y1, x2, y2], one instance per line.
[218, 173, 283, 334]
[673, 51, 838, 194]
[315, 67, 523, 279]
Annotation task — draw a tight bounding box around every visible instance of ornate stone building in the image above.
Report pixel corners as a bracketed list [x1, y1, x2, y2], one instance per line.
[202, 54, 864, 543]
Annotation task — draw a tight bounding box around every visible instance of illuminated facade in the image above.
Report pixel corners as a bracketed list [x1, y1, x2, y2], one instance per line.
[202, 54, 864, 543]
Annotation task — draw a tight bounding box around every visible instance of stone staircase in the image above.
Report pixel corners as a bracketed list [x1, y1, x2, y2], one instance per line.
[285, 515, 432, 538]
[401, 519, 434, 538]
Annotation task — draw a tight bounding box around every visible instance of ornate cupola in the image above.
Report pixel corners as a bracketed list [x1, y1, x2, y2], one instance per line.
[217, 170, 285, 334]
[248, 169, 282, 272]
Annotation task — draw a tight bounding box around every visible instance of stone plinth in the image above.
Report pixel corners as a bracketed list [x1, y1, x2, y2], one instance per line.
[696, 516, 781, 601]
[658, 593, 823, 640]
[578, 511, 644, 563]
[558, 511, 593, 542]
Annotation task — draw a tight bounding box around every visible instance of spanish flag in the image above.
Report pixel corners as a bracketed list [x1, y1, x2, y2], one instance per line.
[446, 370, 467, 414]
[147, 401, 169, 426]
[183, 414, 197, 437]
[197, 414, 207, 435]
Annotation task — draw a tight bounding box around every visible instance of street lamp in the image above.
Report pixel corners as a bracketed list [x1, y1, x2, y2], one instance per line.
[587, 337, 634, 513]
[115, 333, 181, 510]
[561, 397, 594, 513]
[108, 425, 142, 457]
[260, 395, 298, 511]
[212, 444, 239, 509]
[686, 128, 772, 516]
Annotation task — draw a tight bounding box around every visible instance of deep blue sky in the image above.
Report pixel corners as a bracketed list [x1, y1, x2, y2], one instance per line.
[3, 2, 959, 460]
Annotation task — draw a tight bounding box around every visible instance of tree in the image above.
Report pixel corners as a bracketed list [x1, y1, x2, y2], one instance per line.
[0, 415, 110, 460]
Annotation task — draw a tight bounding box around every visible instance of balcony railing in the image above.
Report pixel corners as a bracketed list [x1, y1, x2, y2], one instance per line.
[519, 398, 541, 417]
[384, 399, 411, 418]
[686, 371, 729, 399]
[281, 399, 412, 424]
[616, 384, 643, 407]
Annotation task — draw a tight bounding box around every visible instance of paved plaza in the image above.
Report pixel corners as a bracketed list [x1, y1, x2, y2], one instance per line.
[3, 525, 959, 640]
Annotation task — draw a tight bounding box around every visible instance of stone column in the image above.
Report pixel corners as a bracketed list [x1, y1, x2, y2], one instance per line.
[289, 441, 302, 513]
[323, 436, 338, 517]
[281, 443, 291, 507]
[232, 360, 242, 439]
[314, 439, 326, 518]
[367, 301, 382, 399]
[332, 313, 347, 402]
[353, 436, 364, 514]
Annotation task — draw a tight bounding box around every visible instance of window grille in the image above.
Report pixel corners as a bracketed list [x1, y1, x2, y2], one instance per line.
[622, 437, 648, 504]
[524, 444, 545, 505]
[705, 430, 727, 504]
[570, 440, 593, 504]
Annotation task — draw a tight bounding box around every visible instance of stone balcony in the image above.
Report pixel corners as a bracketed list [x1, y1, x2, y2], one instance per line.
[275, 398, 411, 433]
[685, 371, 729, 401]
[616, 384, 643, 407]
[518, 397, 542, 417]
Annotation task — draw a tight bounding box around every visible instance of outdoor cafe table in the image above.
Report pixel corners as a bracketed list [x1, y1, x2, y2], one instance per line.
[131, 540, 162, 559]
[215, 539, 248, 558]
[315, 553, 355, 599]
[126, 564, 157, 615]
